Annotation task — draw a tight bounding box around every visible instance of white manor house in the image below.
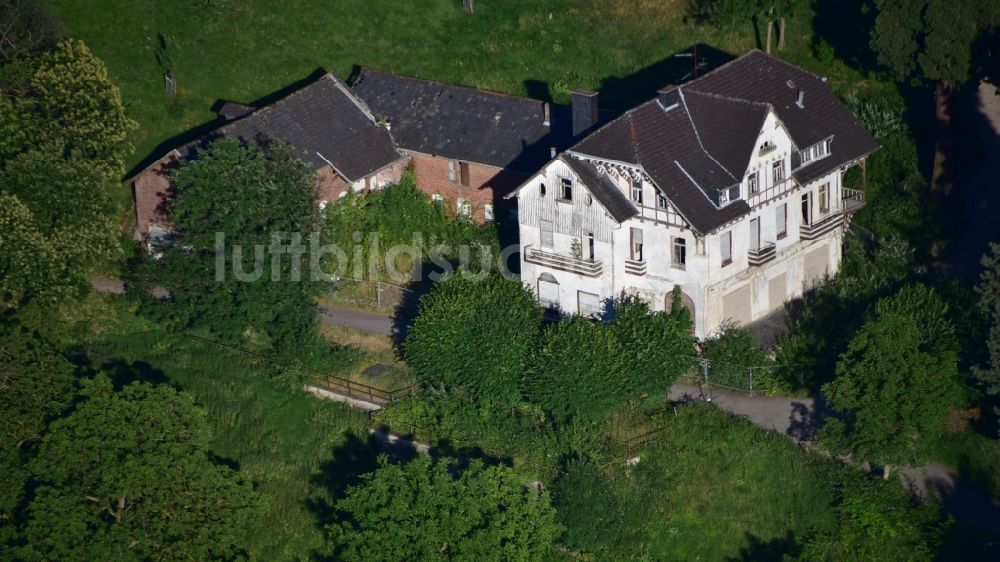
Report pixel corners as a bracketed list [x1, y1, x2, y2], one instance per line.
[510, 51, 879, 338]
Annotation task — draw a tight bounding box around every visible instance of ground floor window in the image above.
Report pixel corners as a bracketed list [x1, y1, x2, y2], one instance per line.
[578, 290, 601, 318]
[538, 273, 559, 309]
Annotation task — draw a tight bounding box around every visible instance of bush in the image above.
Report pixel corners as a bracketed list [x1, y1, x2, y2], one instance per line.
[702, 321, 777, 392]
[551, 457, 621, 553]
[404, 274, 541, 402]
[522, 317, 625, 423]
[325, 173, 499, 282]
[609, 293, 695, 396]
[329, 455, 561, 562]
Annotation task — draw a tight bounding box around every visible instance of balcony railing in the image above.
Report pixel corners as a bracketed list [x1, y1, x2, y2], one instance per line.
[800, 211, 843, 240]
[524, 245, 603, 277]
[758, 144, 777, 157]
[624, 258, 647, 276]
[843, 188, 865, 214]
[748, 241, 776, 266]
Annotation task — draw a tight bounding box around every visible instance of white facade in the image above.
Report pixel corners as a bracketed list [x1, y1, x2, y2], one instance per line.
[513, 108, 861, 339]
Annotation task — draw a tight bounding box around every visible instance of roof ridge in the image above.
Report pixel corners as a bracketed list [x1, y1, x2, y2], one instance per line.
[677, 89, 737, 181]
[217, 71, 343, 134]
[354, 67, 546, 108]
[681, 87, 771, 110]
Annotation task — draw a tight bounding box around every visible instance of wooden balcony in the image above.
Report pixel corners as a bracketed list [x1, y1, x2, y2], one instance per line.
[524, 245, 603, 277]
[624, 258, 647, 276]
[843, 188, 865, 215]
[748, 241, 776, 267]
[800, 212, 843, 240]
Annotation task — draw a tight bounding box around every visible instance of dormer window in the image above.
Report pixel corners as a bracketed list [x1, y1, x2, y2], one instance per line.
[560, 177, 573, 201]
[631, 180, 643, 205]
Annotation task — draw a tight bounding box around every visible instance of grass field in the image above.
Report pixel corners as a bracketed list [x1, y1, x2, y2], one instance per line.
[43, 0, 868, 176]
[72, 296, 373, 560]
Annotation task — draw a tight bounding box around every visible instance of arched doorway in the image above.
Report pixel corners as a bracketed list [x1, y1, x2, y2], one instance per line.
[665, 289, 696, 331]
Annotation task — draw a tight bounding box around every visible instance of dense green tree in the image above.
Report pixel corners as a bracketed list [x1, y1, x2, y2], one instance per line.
[874, 283, 957, 354]
[821, 310, 966, 472]
[20, 375, 258, 561]
[801, 471, 942, 561]
[609, 292, 694, 396]
[0, 192, 64, 308]
[0, 321, 75, 539]
[329, 455, 560, 562]
[1, 39, 136, 179]
[0, 0, 64, 62]
[870, 0, 1000, 86]
[522, 317, 624, 423]
[0, 151, 119, 301]
[550, 457, 620, 553]
[134, 139, 326, 358]
[974, 243, 1000, 397]
[404, 274, 541, 402]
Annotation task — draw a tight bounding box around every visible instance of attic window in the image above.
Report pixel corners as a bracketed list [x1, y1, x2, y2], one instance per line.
[631, 180, 643, 205]
[539, 182, 547, 197]
[560, 177, 573, 201]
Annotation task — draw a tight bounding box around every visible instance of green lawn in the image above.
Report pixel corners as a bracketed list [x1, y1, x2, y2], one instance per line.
[44, 0, 865, 176]
[79, 298, 373, 560]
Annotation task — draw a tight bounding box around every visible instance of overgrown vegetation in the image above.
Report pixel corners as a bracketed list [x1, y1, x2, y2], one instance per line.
[326, 174, 500, 283]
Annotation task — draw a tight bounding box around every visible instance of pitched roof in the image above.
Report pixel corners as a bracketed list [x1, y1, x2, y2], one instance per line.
[687, 50, 879, 184]
[567, 50, 878, 234]
[180, 73, 402, 182]
[561, 156, 638, 222]
[351, 68, 568, 173]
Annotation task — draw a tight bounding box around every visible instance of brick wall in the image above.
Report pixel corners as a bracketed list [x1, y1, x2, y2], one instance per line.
[408, 152, 526, 222]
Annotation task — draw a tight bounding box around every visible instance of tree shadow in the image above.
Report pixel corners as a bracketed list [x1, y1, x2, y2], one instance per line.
[724, 530, 802, 561]
[306, 432, 418, 537]
[596, 43, 736, 111]
[811, 0, 878, 73]
[99, 358, 171, 389]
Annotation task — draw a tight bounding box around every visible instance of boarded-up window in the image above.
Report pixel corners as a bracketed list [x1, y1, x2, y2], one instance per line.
[722, 284, 752, 325]
[459, 161, 470, 187]
[720, 231, 732, 266]
[538, 273, 559, 308]
[768, 274, 787, 310]
[578, 291, 601, 318]
[484, 204, 494, 221]
[750, 218, 760, 251]
[776, 203, 787, 238]
[540, 220, 554, 250]
[447, 161, 456, 182]
[457, 198, 471, 218]
[819, 183, 829, 214]
[804, 245, 829, 286]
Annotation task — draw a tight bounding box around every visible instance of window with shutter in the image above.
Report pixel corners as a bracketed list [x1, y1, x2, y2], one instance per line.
[776, 203, 787, 239]
[630, 227, 644, 261]
[540, 220, 554, 250]
[721, 231, 732, 266]
[459, 161, 470, 187]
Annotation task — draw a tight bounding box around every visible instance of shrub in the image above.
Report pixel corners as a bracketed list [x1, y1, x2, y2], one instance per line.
[702, 321, 775, 391]
[404, 274, 541, 402]
[329, 455, 561, 561]
[551, 457, 621, 553]
[609, 293, 695, 396]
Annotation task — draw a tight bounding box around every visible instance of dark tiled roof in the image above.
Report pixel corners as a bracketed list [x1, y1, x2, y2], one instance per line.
[567, 50, 877, 234]
[184, 74, 401, 181]
[688, 50, 879, 184]
[561, 156, 638, 222]
[352, 68, 569, 173]
[682, 90, 769, 178]
[217, 102, 255, 121]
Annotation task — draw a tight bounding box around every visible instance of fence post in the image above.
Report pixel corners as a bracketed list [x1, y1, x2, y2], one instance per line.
[748, 367, 753, 397]
[376, 281, 382, 308]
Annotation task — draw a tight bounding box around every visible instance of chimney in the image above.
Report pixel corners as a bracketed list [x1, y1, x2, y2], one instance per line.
[550, 146, 557, 158]
[571, 90, 599, 138]
[543, 102, 551, 127]
[795, 90, 805, 109]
